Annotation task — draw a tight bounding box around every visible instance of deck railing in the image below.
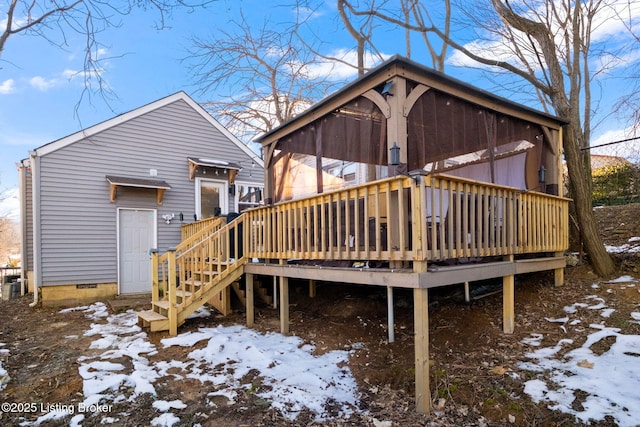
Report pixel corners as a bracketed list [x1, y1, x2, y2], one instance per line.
[244, 177, 418, 262]
[152, 216, 246, 308]
[242, 175, 569, 263]
[422, 174, 569, 261]
[181, 216, 226, 242]
[155, 175, 569, 298]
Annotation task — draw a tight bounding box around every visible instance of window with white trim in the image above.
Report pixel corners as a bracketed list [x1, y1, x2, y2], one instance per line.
[196, 178, 228, 219]
[235, 182, 264, 212]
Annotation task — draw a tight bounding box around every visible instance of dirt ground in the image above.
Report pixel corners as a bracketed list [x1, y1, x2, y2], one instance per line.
[1, 204, 639, 426]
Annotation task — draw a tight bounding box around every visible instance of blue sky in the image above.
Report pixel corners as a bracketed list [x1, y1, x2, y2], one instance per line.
[1, 0, 639, 219]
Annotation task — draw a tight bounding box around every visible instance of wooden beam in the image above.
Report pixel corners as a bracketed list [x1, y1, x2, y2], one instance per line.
[279, 276, 289, 335]
[554, 251, 564, 287]
[421, 261, 515, 288]
[514, 256, 565, 274]
[387, 286, 395, 343]
[309, 279, 316, 298]
[503, 255, 515, 334]
[413, 286, 431, 414]
[244, 263, 420, 288]
[110, 184, 117, 202]
[246, 273, 255, 327]
[403, 84, 430, 117]
[167, 249, 178, 336]
[362, 89, 390, 118]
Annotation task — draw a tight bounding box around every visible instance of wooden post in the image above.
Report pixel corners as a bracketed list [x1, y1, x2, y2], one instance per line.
[554, 251, 564, 287]
[150, 249, 159, 303]
[464, 281, 470, 303]
[387, 286, 395, 343]
[309, 279, 316, 298]
[413, 260, 430, 414]
[246, 273, 255, 327]
[280, 276, 289, 334]
[167, 248, 178, 336]
[413, 287, 430, 413]
[273, 275, 278, 309]
[503, 274, 515, 334]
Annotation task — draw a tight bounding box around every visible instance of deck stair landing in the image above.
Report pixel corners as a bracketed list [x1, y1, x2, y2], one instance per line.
[137, 215, 247, 334]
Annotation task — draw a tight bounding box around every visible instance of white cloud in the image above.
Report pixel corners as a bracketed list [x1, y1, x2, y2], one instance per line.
[29, 76, 60, 91]
[305, 49, 391, 81]
[589, 0, 640, 42]
[447, 1, 640, 74]
[591, 126, 640, 163]
[0, 187, 20, 221]
[447, 40, 519, 68]
[0, 79, 16, 95]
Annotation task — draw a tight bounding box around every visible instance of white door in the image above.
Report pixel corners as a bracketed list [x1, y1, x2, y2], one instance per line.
[119, 209, 156, 294]
[196, 178, 228, 219]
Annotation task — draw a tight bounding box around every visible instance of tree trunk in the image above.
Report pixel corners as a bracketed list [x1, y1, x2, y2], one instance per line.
[563, 123, 616, 276]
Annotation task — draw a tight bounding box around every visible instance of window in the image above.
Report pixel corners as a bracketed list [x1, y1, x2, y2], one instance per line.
[235, 182, 263, 212]
[196, 178, 228, 219]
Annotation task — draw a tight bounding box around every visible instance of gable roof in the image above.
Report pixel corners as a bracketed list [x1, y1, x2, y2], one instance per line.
[256, 55, 567, 144]
[33, 91, 264, 168]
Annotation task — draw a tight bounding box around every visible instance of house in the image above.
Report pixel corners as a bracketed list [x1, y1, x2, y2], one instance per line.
[18, 92, 264, 307]
[137, 56, 570, 413]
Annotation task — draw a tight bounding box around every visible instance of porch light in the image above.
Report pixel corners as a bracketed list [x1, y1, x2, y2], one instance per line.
[390, 142, 401, 166]
[538, 165, 546, 183]
[381, 80, 394, 97]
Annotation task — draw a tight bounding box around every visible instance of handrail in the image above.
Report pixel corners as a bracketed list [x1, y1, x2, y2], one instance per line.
[244, 176, 418, 262]
[242, 175, 569, 263]
[181, 216, 226, 242]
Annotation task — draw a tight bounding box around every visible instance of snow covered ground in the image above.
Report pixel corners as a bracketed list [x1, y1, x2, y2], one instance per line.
[605, 236, 640, 254]
[19, 304, 360, 426]
[13, 234, 640, 426]
[0, 343, 9, 391]
[518, 274, 640, 427]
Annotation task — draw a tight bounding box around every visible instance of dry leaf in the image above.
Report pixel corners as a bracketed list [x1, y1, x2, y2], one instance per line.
[577, 359, 594, 369]
[489, 366, 507, 375]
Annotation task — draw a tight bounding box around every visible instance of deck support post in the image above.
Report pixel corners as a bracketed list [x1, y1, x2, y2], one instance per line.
[503, 255, 515, 334]
[150, 249, 159, 303]
[167, 248, 178, 336]
[309, 280, 316, 298]
[413, 286, 430, 413]
[279, 276, 289, 334]
[246, 273, 254, 327]
[464, 281, 470, 303]
[554, 251, 564, 287]
[387, 286, 395, 343]
[273, 276, 278, 309]
[413, 260, 430, 413]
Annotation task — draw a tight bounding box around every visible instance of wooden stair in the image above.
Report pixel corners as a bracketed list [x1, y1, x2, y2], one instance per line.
[137, 214, 248, 335]
[232, 281, 273, 306]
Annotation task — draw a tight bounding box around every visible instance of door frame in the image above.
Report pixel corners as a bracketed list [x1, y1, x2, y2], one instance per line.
[117, 207, 157, 295]
[195, 177, 228, 218]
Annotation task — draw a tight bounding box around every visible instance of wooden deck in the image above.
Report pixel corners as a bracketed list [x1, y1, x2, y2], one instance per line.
[138, 174, 569, 413]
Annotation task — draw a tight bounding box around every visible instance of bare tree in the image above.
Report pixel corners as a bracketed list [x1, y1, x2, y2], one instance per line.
[338, 0, 451, 71]
[0, 187, 19, 266]
[340, 0, 624, 276]
[1, 0, 214, 107]
[188, 11, 341, 144]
